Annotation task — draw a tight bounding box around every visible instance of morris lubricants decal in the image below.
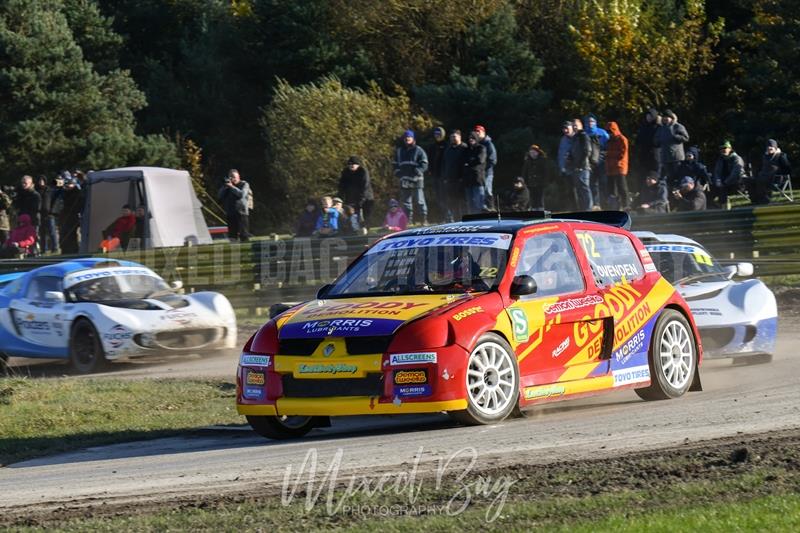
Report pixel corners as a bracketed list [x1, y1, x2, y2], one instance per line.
[366, 233, 513, 255]
[280, 295, 453, 338]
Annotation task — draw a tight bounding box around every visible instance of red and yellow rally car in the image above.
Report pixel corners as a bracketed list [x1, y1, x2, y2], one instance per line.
[237, 212, 702, 439]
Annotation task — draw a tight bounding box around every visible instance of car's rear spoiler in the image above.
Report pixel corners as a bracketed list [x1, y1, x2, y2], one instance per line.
[461, 210, 631, 230]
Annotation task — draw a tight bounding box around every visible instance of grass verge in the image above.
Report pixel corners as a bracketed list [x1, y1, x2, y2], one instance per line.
[0, 377, 240, 465]
[9, 429, 800, 531]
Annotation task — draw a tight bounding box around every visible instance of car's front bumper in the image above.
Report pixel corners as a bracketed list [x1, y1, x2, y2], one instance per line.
[236, 343, 470, 417]
[699, 317, 777, 359]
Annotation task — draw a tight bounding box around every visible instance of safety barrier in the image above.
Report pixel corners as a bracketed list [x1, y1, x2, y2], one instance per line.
[631, 203, 800, 277]
[2, 204, 798, 314]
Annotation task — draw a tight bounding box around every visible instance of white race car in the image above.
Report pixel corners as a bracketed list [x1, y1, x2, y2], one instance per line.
[0, 258, 237, 373]
[635, 232, 777, 362]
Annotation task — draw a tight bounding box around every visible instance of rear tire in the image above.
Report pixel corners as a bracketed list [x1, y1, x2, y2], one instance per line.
[449, 333, 520, 425]
[246, 415, 321, 440]
[69, 318, 107, 374]
[636, 309, 697, 401]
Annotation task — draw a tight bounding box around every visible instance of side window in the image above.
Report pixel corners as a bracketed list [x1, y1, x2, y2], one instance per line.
[575, 230, 643, 286]
[26, 276, 63, 300]
[515, 232, 584, 297]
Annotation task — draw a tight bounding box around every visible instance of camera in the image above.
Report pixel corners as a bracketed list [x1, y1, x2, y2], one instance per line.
[1, 185, 16, 198]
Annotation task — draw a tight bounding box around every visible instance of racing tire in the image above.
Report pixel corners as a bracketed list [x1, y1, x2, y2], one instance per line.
[449, 333, 520, 425]
[69, 318, 108, 375]
[635, 309, 697, 401]
[246, 415, 321, 440]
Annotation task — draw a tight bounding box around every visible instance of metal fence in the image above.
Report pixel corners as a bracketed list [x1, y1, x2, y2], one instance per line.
[2, 204, 799, 314]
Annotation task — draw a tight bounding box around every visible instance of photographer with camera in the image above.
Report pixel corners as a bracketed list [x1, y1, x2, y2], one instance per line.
[217, 168, 251, 242]
[672, 176, 706, 212]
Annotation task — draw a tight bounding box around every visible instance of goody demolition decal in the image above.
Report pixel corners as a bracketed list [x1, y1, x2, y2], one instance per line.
[63, 267, 158, 288]
[366, 233, 513, 255]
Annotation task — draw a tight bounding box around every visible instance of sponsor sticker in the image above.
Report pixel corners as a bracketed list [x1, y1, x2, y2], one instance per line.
[613, 329, 647, 364]
[366, 233, 513, 254]
[162, 309, 198, 325]
[552, 337, 570, 358]
[103, 324, 132, 348]
[63, 267, 157, 288]
[390, 352, 437, 365]
[612, 365, 650, 386]
[297, 363, 358, 375]
[395, 385, 432, 398]
[524, 384, 566, 400]
[240, 354, 271, 366]
[14, 314, 51, 333]
[643, 263, 658, 273]
[246, 370, 265, 386]
[394, 369, 428, 385]
[452, 306, 483, 321]
[508, 308, 529, 342]
[543, 295, 604, 315]
[243, 386, 265, 400]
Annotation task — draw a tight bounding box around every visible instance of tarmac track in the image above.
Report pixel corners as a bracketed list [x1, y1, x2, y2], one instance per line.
[1, 326, 798, 515]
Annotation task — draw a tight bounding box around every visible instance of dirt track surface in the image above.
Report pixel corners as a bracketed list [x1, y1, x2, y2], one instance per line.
[1, 325, 799, 520]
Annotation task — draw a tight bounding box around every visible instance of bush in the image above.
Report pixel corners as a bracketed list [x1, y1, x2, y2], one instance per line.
[261, 76, 429, 229]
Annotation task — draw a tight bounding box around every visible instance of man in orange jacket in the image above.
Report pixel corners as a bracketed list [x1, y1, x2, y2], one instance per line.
[605, 121, 630, 209]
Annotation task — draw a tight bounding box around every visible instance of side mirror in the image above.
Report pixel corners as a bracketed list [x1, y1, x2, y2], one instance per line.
[44, 291, 65, 303]
[170, 280, 184, 290]
[317, 283, 332, 299]
[736, 262, 754, 277]
[510, 275, 537, 297]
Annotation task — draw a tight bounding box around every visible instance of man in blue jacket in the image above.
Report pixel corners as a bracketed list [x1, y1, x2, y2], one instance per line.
[585, 114, 609, 207]
[473, 125, 497, 209]
[393, 130, 429, 225]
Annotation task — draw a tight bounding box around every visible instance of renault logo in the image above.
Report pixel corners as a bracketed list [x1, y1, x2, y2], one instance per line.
[323, 343, 335, 357]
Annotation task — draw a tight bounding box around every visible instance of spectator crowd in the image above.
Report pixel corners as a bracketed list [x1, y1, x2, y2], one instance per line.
[295, 111, 793, 236]
[0, 171, 86, 258]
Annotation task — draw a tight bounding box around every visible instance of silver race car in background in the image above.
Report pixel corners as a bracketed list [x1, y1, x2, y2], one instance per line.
[0, 258, 238, 373]
[635, 232, 777, 362]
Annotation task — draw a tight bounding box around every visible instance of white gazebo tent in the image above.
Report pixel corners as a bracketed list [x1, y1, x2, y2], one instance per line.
[80, 166, 212, 252]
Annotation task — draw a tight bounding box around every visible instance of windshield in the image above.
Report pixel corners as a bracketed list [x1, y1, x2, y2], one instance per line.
[326, 232, 512, 297]
[67, 274, 172, 303]
[646, 244, 727, 284]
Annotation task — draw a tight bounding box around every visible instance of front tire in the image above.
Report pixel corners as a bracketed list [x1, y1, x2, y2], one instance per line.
[449, 333, 520, 425]
[69, 318, 107, 374]
[246, 415, 320, 440]
[636, 309, 697, 401]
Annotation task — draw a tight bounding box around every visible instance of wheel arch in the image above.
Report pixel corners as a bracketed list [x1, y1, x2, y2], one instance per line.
[662, 303, 703, 391]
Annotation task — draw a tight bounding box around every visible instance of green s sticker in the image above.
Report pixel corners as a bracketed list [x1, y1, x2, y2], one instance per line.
[508, 308, 529, 342]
